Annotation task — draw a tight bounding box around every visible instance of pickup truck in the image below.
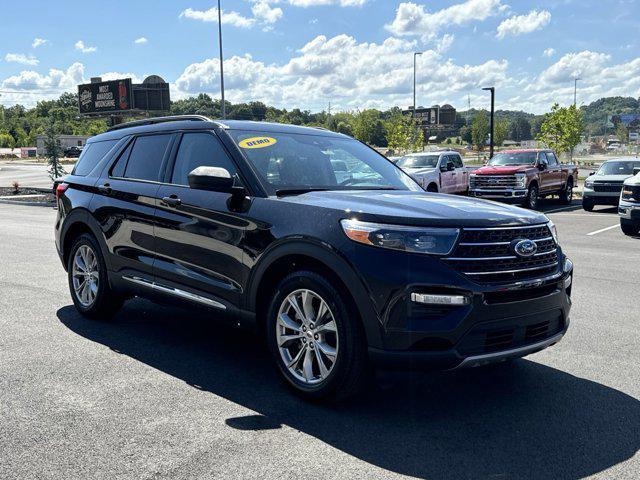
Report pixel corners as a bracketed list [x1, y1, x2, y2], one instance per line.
[469, 149, 578, 209]
[396, 151, 468, 194]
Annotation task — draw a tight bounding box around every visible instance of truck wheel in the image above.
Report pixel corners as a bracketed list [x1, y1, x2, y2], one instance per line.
[266, 271, 369, 401]
[560, 179, 574, 204]
[620, 220, 640, 236]
[426, 183, 438, 193]
[582, 199, 594, 212]
[67, 234, 124, 319]
[523, 184, 539, 210]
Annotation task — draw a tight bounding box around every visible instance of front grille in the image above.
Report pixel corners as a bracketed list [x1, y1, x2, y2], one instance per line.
[443, 225, 559, 284]
[593, 181, 624, 193]
[470, 175, 520, 189]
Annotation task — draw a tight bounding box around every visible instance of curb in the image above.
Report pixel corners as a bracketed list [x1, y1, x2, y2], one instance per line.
[0, 199, 56, 208]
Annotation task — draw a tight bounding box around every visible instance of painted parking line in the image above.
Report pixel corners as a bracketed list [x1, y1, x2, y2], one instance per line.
[586, 224, 619, 236]
[544, 205, 582, 214]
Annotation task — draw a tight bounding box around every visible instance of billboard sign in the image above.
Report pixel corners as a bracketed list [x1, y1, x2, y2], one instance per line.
[78, 79, 133, 115]
[606, 114, 640, 130]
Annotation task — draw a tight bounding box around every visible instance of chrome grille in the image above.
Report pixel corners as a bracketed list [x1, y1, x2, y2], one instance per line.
[443, 224, 559, 284]
[470, 175, 520, 189]
[592, 181, 624, 193]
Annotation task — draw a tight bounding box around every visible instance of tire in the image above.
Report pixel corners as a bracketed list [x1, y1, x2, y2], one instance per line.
[67, 233, 124, 319]
[523, 184, 540, 210]
[560, 179, 574, 205]
[426, 183, 438, 193]
[620, 220, 640, 236]
[582, 199, 595, 212]
[266, 270, 369, 401]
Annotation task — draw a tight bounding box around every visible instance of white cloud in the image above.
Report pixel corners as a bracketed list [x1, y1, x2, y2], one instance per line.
[32, 38, 49, 49]
[4, 53, 39, 66]
[543, 48, 556, 58]
[134, 37, 148, 45]
[496, 10, 551, 39]
[287, 0, 368, 6]
[75, 40, 97, 53]
[252, 1, 283, 24]
[180, 7, 256, 28]
[386, 0, 506, 40]
[537, 50, 610, 86]
[2, 62, 84, 92]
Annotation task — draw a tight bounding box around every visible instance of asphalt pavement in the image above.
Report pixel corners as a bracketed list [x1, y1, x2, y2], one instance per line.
[0, 200, 638, 479]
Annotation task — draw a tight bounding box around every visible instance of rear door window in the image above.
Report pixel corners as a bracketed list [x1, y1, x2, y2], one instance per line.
[72, 140, 117, 176]
[122, 134, 172, 182]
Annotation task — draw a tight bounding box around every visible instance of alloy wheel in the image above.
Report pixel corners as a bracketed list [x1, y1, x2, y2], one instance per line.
[72, 245, 99, 307]
[276, 289, 339, 385]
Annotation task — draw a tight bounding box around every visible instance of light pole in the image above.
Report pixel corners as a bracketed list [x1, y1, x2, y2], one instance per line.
[218, 0, 226, 119]
[573, 77, 580, 107]
[482, 87, 495, 159]
[413, 52, 422, 118]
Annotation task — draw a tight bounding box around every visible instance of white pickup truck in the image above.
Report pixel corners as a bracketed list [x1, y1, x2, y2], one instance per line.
[395, 151, 468, 193]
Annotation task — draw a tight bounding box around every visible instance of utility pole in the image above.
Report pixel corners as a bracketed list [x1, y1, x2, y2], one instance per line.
[573, 77, 580, 107]
[217, 0, 226, 119]
[483, 87, 495, 159]
[413, 52, 422, 118]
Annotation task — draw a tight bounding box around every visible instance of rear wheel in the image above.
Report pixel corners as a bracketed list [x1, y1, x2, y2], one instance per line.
[620, 220, 640, 236]
[523, 184, 540, 210]
[560, 179, 574, 204]
[582, 199, 595, 212]
[67, 234, 123, 319]
[266, 271, 369, 401]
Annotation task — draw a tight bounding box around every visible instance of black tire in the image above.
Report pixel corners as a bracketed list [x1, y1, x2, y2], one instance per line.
[67, 233, 124, 319]
[560, 179, 574, 204]
[266, 270, 369, 401]
[620, 220, 640, 236]
[582, 199, 595, 212]
[523, 184, 540, 210]
[426, 183, 438, 193]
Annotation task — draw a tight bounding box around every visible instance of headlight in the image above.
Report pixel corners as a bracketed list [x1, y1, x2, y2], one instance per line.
[547, 220, 559, 244]
[515, 173, 526, 187]
[584, 179, 594, 188]
[340, 219, 459, 255]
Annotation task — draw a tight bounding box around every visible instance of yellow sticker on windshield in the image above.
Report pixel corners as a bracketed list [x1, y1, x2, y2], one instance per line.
[239, 136, 277, 149]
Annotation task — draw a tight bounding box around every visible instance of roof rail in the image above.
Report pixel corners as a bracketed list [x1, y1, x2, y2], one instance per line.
[107, 115, 211, 132]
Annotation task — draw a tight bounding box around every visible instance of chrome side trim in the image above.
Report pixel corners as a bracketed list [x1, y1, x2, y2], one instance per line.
[122, 276, 227, 310]
[455, 332, 565, 369]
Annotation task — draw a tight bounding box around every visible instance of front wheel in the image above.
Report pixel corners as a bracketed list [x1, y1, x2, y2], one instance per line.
[620, 220, 640, 236]
[67, 234, 123, 319]
[523, 184, 540, 210]
[582, 199, 594, 212]
[560, 179, 574, 204]
[266, 271, 369, 401]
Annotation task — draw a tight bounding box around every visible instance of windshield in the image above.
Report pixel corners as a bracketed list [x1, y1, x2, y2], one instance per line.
[597, 161, 640, 175]
[397, 155, 439, 169]
[489, 152, 537, 166]
[227, 130, 420, 193]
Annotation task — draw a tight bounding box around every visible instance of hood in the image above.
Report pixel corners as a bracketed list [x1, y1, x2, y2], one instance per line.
[403, 167, 437, 176]
[473, 165, 534, 175]
[588, 174, 633, 183]
[279, 190, 548, 228]
[624, 173, 640, 186]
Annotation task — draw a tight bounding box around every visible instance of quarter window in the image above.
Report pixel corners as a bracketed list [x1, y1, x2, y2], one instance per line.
[72, 140, 117, 176]
[171, 132, 239, 186]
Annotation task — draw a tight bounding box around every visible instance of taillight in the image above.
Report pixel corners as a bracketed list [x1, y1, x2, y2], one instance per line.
[55, 183, 69, 199]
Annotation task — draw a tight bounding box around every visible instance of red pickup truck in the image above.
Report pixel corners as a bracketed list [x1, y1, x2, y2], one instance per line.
[469, 149, 578, 209]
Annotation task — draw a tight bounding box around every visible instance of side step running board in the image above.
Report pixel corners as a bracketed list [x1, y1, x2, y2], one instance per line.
[122, 276, 227, 310]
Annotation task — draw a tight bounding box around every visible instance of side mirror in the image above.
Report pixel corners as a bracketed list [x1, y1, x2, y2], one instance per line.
[589, 171, 596, 177]
[538, 162, 547, 171]
[188, 166, 235, 192]
[439, 163, 448, 172]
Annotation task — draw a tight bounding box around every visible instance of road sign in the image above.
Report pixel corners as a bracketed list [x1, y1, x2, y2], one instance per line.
[78, 79, 133, 115]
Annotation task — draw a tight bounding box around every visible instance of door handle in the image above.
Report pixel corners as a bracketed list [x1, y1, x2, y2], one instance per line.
[162, 195, 182, 207]
[98, 183, 112, 195]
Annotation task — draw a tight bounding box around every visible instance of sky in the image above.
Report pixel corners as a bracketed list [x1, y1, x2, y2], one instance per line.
[1, 0, 639, 114]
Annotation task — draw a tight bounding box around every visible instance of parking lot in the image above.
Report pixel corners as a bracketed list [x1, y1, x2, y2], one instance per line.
[0, 200, 638, 479]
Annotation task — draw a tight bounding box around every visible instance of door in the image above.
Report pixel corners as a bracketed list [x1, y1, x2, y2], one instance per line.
[452, 154, 467, 192]
[537, 152, 554, 193]
[91, 133, 175, 281]
[438, 155, 456, 193]
[153, 131, 250, 307]
[545, 152, 564, 190]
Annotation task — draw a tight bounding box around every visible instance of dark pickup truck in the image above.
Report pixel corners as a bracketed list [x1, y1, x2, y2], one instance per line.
[469, 149, 578, 209]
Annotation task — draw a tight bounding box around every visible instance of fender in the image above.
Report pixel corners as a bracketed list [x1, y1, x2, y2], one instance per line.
[244, 238, 384, 348]
[59, 207, 114, 272]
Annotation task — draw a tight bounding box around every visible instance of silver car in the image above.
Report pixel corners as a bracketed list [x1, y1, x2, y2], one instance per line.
[582, 158, 640, 211]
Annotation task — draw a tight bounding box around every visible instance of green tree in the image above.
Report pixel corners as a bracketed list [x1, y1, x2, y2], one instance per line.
[537, 103, 584, 155]
[44, 121, 66, 180]
[0, 133, 15, 148]
[615, 122, 629, 143]
[459, 125, 472, 144]
[471, 112, 489, 151]
[494, 118, 510, 147]
[385, 114, 423, 152]
[353, 109, 385, 146]
[510, 117, 532, 141]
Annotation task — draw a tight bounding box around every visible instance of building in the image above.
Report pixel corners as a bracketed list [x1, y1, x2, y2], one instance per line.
[36, 135, 89, 157]
[402, 104, 459, 141]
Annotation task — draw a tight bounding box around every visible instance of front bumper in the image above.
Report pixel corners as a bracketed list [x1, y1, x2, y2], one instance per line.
[583, 188, 621, 203]
[364, 255, 573, 371]
[618, 200, 640, 221]
[469, 188, 527, 200]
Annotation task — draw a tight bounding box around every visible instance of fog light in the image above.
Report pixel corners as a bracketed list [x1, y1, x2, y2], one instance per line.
[411, 293, 470, 306]
[563, 257, 573, 273]
[564, 275, 572, 289]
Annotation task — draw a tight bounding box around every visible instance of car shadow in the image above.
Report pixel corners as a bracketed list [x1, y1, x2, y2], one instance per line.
[58, 301, 639, 479]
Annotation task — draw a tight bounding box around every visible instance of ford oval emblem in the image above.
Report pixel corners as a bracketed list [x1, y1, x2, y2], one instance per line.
[514, 239, 537, 258]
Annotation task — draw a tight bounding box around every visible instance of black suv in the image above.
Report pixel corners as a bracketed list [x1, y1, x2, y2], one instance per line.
[55, 116, 573, 400]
